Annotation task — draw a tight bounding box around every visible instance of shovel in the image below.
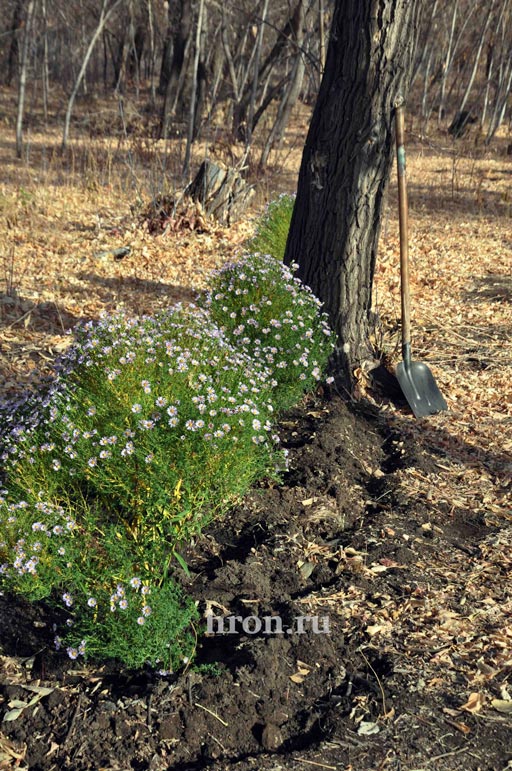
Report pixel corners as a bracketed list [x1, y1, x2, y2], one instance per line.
[394, 99, 447, 418]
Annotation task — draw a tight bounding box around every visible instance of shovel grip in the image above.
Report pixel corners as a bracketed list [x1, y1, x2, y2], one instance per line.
[395, 102, 411, 351]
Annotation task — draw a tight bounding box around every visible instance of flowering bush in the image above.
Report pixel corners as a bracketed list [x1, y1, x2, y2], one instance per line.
[201, 253, 335, 411]
[0, 305, 283, 669]
[0, 203, 334, 670]
[0, 495, 198, 670]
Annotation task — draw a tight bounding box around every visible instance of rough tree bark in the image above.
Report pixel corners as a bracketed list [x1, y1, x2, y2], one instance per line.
[284, 0, 423, 390]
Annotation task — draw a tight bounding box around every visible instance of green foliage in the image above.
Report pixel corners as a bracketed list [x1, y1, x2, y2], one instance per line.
[246, 194, 295, 261]
[201, 253, 335, 411]
[0, 495, 199, 670]
[0, 203, 334, 671]
[0, 306, 282, 669]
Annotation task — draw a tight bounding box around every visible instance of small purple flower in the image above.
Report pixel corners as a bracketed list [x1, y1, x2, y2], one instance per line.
[62, 592, 73, 607]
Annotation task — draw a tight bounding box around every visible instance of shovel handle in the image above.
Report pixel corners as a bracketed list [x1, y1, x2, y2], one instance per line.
[394, 101, 411, 362]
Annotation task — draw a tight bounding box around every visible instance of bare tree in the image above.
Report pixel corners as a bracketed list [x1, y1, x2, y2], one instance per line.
[62, 0, 124, 150]
[160, 0, 192, 140]
[15, 0, 36, 159]
[183, 0, 206, 178]
[6, 0, 25, 87]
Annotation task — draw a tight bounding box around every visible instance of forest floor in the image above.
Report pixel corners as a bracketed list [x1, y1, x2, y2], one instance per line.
[0, 93, 511, 770]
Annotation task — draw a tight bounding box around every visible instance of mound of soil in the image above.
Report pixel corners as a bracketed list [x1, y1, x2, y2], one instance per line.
[0, 394, 510, 771]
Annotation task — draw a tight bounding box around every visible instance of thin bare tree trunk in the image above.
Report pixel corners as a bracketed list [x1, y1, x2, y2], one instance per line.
[457, 0, 495, 116]
[147, 0, 156, 104]
[41, 0, 49, 124]
[259, 0, 306, 168]
[481, 48, 494, 129]
[246, 0, 270, 148]
[160, 0, 192, 140]
[259, 52, 305, 168]
[7, 0, 25, 87]
[16, 0, 36, 159]
[486, 47, 512, 141]
[222, 12, 241, 102]
[62, 0, 123, 150]
[318, 0, 326, 76]
[438, 0, 458, 125]
[183, 0, 205, 178]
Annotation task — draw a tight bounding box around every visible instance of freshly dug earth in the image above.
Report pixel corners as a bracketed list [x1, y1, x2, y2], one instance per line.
[1, 393, 510, 771]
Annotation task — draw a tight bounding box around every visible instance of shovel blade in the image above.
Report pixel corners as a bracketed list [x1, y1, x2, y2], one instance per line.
[396, 359, 447, 418]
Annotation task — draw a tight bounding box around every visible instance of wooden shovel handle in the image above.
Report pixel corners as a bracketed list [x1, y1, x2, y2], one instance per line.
[394, 101, 411, 357]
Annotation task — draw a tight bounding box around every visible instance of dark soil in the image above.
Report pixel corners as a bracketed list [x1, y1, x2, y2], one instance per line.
[0, 394, 510, 771]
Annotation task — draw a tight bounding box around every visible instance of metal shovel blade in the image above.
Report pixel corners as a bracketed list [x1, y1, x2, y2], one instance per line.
[396, 358, 448, 418]
[394, 99, 448, 420]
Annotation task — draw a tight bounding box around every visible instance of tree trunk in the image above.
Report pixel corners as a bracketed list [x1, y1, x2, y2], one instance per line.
[246, 0, 270, 148]
[6, 0, 25, 87]
[457, 0, 495, 117]
[438, 1, 458, 125]
[318, 0, 326, 76]
[62, 0, 123, 150]
[259, 0, 306, 168]
[160, 0, 192, 140]
[284, 0, 423, 389]
[183, 0, 205, 178]
[15, 0, 36, 159]
[147, 0, 156, 103]
[41, 0, 50, 124]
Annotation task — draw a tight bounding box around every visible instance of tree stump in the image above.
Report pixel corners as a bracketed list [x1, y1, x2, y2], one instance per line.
[185, 160, 254, 225]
